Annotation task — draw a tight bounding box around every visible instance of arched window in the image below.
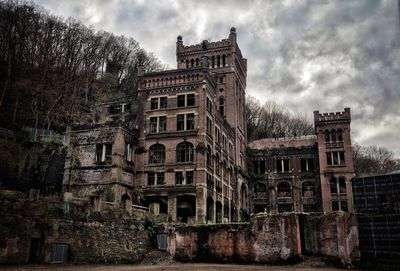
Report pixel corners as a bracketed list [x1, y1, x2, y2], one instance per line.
[149, 144, 165, 164]
[186, 59, 189, 68]
[196, 58, 199, 66]
[176, 142, 194, 163]
[277, 182, 291, 197]
[211, 56, 215, 68]
[217, 55, 220, 67]
[191, 59, 194, 67]
[219, 96, 224, 116]
[222, 55, 226, 66]
[302, 181, 315, 197]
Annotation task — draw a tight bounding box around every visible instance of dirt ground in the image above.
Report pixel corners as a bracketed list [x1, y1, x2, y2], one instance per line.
[0, 263, 349, 271]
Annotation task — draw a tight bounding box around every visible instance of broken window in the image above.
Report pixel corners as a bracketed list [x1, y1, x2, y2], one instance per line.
[302, 181, 315, 197]
[206, 145, 212, 168]
[177, 113, 194, 131]
[207, 174, 214, 190]
[148, 172, 165, 186]
[206, 116, 212, 135]
[277, 182, 291, 197]
[253, 160, 266, 174]
[149, 116, 166, 133]
[206, 97, 213, 112]
[326, 152, 345, 166]
[124, 143, 134, 162]
[339, 177, 346, 194]
[175, 172, 184, 185]
[330, 177, 338, 194]
[219, 96, 224, 116]
[176, 142, 194, 163]
[96, 144, 112, 163]
[149, 144, 165, 164]
[160, 97, 168, 109]
[177, 94, 195, 107]
[276, 158, 290, 172]
[177, 95, 185, 107]
[150, 98, 158, 110]
[300, 158, 314, 172]
[186, 171, 194, 184]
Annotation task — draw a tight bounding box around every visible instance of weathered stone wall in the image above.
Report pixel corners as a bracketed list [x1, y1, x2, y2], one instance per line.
[167, 212, 358, 266]
[0, 190, 151, 264]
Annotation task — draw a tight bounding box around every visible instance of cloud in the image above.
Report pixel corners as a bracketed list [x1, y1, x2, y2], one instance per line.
[33, 0, 400, 157]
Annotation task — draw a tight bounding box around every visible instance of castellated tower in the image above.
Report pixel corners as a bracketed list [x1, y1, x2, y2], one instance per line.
[135, 28, 249, 224]
[314, 108, 355, 213]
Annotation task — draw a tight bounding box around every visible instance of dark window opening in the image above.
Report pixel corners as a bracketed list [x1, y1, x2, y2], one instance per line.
[277, 159, 290, 172]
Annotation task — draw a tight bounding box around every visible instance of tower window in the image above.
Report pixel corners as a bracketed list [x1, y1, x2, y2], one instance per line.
[96, 144, 112, 163]
[219, 96, 224, 116]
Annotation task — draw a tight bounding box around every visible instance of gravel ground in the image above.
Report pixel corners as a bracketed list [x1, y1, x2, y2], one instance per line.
[0, 263, 350, 271]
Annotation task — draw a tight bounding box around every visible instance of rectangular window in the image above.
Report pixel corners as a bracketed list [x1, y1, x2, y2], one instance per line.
[207, 174, 214, 190]
[177, 114, 185, 131]
[160, 97, 168, 109]
[157, 173, 165, 185]
[149, 116, 167, 133]
[253, 160, 266, 174]
[186, 171, 193, 184]
[96, 144, 112, 162]
[150, 97, 167, 110]
[223, 135, 227, 150]
[177, 94, 195, 107]
[177, 114, 194, 131]
[206, 97, 213, 112]
[150, 117, 158, 133]
[148, 173, 155, 186]
[175, 172, 184, 185]
[151, 98, 158, 110]
[327, 152, 345, 166]
[177, 95, 186, 107]
[229, 143, 233, 157]
[148, 172, 164, 186]
[216, 180, 222, 194]
[215, 127, 221, 144]
[206, 116, 212, 135]
[277, 159, 289, 172]
[175, 171, 193, 185]
[187, 94, 195, 106]
[124, 143, 134, 162]
[300, 158, 314, 172]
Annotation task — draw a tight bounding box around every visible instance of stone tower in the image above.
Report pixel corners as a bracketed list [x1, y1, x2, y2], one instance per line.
[314, 108, 355, 213]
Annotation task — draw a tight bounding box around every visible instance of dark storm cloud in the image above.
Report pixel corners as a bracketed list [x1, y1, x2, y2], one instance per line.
[33, 0, 400, 157]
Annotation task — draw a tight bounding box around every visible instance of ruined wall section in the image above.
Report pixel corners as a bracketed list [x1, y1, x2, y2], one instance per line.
[0, 190, 150, 264]
[167, 213, 358, 266]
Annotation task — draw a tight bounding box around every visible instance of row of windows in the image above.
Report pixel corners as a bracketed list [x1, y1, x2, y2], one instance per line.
[150, 94, 195, 110]
[206, 120, 233, 154]
[148, 142, 194, 164]
[206, 173, 232, 198]
[184, 55, 227, 69]
[253, 158, 315, 174]
[149, 113, 195, 133]
[325, 129, 343, 142]
[254, 181, 316, 198]
[147, 171, 194, 186]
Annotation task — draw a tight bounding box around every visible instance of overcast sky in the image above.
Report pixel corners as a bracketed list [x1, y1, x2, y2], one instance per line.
[33, 0, 400, 157]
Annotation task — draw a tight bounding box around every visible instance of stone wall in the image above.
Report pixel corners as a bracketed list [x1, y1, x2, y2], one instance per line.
[167, 212, 359, 266]
[0, 190, 151, 264]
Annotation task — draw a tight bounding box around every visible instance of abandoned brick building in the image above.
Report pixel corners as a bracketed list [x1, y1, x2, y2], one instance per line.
[63, 28, 250, 224]
[63, 28, 355, 224]
[63, 95, 139, 210]
[247, 108, 355, 214]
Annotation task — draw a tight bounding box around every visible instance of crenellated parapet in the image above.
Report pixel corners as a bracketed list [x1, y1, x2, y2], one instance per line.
[313, 108, 351, 126]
